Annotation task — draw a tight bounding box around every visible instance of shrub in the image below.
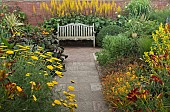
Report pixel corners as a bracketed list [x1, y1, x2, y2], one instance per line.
[149, 6, 170, 24]
[96, 34, 138, 65]
[96, 25, 124, 47]
[137, 37, 153, 56]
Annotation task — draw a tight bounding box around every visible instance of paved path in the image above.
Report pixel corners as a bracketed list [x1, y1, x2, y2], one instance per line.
[56, 47, 108, 112]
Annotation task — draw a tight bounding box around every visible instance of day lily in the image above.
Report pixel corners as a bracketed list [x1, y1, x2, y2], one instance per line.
[33, 95, 37, 101]
[16, 86, 22, 92]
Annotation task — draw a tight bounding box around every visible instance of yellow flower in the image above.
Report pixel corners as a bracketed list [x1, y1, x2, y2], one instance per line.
[52, 103, 55, 106]
[33, 95, 37, 101]
[52, 81, 58, 85]
[27, 62, 34, 66]
[38, 46, 44, 50]
[74, 104, 78, 108]
[55, 71, 62, 75]
[54, 100, 61, 105]
[16, 86, 22, 92]
[47, 82, 54, 87]
[40, 54, 47, 58]
[68, 86, 74, 91]
[6, 50, 14, 55]
[51, 57, 61, 61]
[63, 103, 67, 107]
[46, 59, 53, 62]
[31, 56, 38, 60]
[25, 73, 31, 76]
[63, 91, 69, 95]
[69, 94, 75, 98]
[47, 65, 54, 70]
[45, 52, 52, 56]
[34, 51, 41, 55]
[30, 81, 36, 86]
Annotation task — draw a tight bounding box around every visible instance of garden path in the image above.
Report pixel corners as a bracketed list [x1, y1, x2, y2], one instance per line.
[55, 47, 109, 112]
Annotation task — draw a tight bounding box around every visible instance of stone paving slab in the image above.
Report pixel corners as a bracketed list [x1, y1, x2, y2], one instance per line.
[55, 47, 109, 112]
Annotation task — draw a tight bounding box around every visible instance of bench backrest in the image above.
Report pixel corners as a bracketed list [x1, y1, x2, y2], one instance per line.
[57, 23, 95, 37]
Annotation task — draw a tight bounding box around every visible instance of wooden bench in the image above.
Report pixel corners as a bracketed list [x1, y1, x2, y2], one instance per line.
[56, 23, 95, 47]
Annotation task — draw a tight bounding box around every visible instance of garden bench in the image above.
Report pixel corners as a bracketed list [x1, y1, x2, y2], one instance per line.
[56, 23, 95, 47]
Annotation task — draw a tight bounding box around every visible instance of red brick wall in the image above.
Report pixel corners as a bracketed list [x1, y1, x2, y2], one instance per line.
[2, 0, 170, 26]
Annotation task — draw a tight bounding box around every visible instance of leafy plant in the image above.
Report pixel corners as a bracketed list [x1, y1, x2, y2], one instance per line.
[149, 6, 170, 24]
[42, 14, 116, 38]
[137, 37, 153, 56]
[4, 13, 24, 34]
[125, 0, 151, 18]
[96, 25, 124, 47]
[102, 23, 170, 112]
[0, 44, 77, 112]
[124, 17, 159, 38]
[96, 34, 138, 65]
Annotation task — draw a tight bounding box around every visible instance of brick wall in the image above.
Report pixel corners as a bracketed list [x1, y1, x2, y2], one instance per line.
[2, 0, 170, 25]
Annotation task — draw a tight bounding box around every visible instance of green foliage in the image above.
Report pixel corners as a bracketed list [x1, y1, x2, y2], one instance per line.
[124, 17, 159, 38]
[96, 25, 124, 47]
[149, 6, 170, 24]
[96, 34, 138, 65]
[125, 0, 151, 18]
[42, 14, 116, 36]
[137, 37, 153, 56]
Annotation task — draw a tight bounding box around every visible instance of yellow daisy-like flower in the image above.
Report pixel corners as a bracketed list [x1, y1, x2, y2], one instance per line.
[45, 52, 52, 56]
[6, 50, 14, 55]
[69, 94, 75, 99]
[40, 54, 47, 58]
[52, 81, 58, 85]
[51, 57, 61, 61]
[68, 86, 75, 91]
[25, 73, 31, 76]
[47, 65, 54, 70]
[46, 59, 53, 62]
[31, 56, 38, 60]
[55, 71, 62, 75]
[74, 104, 78, 108]
[38, 46, 44, 50]
[63, 91, 69, 95]
[33, 95, 37, 101]
[47, 82, 54, 87]
[52, 103, 55, 106]
[34, 51, 41, 55]
[16, 86, 22, 92]
[63, 103, 67, 107]
[54, 100, 61, 105]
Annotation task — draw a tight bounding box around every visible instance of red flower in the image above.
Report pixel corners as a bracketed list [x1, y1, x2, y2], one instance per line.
[127, 88, 140, 102]
[150, 75, 163, 85]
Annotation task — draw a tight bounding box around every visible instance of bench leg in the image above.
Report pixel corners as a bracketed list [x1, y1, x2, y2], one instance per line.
[93, 39, 95, 47]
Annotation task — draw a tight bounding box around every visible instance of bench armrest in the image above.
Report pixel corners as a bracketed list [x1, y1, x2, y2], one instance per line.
[56, 31, 59, 35]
